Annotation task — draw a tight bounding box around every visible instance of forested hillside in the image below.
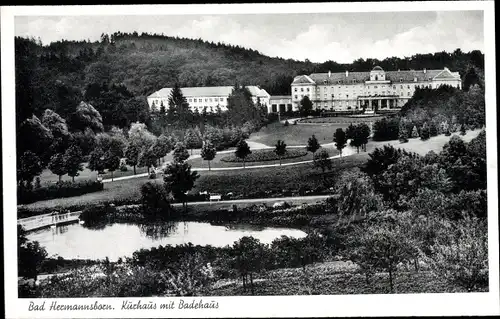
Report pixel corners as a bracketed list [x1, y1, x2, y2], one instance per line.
[15, 32, 485, 137]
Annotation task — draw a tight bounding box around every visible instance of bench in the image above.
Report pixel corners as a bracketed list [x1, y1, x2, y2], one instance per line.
[209, 195, 222, 202]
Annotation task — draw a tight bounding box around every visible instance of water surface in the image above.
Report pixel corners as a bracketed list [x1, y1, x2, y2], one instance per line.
[27, 221, 307, 261]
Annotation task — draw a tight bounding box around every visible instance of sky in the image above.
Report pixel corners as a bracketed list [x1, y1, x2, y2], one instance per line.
[15, 11, 484, 63]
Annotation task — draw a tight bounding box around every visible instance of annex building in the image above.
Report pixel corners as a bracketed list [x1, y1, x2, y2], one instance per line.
[147, 86, 270, 114]
[290, 66, 462, 113]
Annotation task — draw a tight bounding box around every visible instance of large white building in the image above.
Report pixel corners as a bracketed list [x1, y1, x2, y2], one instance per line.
[290, 66, 462, 113]
[147, 86, 270, 114]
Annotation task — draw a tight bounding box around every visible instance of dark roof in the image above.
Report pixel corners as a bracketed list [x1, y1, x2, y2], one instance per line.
[305, 68, 459, 85]
[270, 95, 292, 100]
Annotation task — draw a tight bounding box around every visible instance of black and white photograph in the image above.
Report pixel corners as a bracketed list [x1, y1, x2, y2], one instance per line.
[2, 2, 499, 318]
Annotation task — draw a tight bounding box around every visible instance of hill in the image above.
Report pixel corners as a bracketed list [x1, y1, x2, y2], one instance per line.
[15, 32, 484, 130]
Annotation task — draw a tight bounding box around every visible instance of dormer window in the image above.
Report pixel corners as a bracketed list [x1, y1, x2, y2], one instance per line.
[338, 80, 341, 84]
[400, 78, 403, 82]
[414, 77, 418, 82]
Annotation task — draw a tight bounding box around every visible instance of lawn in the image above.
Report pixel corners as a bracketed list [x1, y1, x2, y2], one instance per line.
[248, 121, 352, 146]
[368, 129, 482, 155]
[187, 147, 339, 169]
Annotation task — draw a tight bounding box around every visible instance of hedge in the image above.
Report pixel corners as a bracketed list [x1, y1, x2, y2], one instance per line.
[221, 149, 308, 163]
[17, 180, 104, 204]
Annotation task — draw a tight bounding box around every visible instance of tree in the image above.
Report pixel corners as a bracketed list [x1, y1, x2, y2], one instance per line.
[152, 134, 173, 166]
[138, 146, 158, 173]
[70, 101, 104, 132]
[172, 142, 190, 163]
[333, 128, 347, 157]
[460, 123, 467, 135]
[398, 122, 409, 143]
[420, 122, 430, 140]
[235, 139, 252, 168]
[48, 153, 67, 182]
[306, 134, 320, 155]
[333, 169, 384, 225]
[411, 125, 419, 138]
[274, 140, 287, 166]
[349, 125, 365, 153]
[372, 117, 399, 141]
[18, 225, 48, 281]
[87, 147, 107, 175]
[424, 213, 488, 291]
[17, 151, 43, 189]
[232, 236, 266, 295]
[140, 182, 171, 217]
[348, 216, 414, 292]
[358, 123, 371, 151]
[299, 96, 313, 116]
[184, 129, 200, 155]
[63, 145, 83, 182]
[103, 149, 120, 181]
[200, 140, 217, 171]
[125, 142, 141, 175]
[168, 83, 191, 127]
[163, 161, 200, 212]
[313, 149, 332, 173]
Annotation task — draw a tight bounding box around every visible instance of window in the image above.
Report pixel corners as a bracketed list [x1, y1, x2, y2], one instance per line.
[307, 88, 310, 92]
[400, 85, 403, 89]
[294, 95, 298, 99]
[301, 88, 304, 92]
[374, 86, 378, 89]
[194, 99, 197, 102]
[205, 98, 208, 102]
[188, 98, 192, 102]
[407, 85, 410, 89]
[220, 98, 224, 101]
[210, 98, 213, 102]
[407, 92, 410, 96]
[400, 78, 403, 82]
[294, 88, 297, 92]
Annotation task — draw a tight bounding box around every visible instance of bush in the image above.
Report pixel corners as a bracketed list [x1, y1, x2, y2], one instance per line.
[140, 182, 171, 217]
[284, 120, 289, 126]
[149, 171, 157, 179]
[17, 180, 104, 204]
[221, 149, 307, 163]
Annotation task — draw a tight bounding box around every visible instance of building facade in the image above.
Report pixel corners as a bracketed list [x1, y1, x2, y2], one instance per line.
[291, 66, 462, 113]
[268, 96, 293, 113]
[147, 86, 270, 114]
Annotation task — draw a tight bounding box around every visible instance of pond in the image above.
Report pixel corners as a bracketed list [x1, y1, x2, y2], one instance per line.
[27, 221, 307, 261]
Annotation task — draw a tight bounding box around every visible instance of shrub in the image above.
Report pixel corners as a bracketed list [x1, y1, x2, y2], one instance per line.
[149, 171, 157, 179]
[424, 214, 488, 291]
[284, 120, 289, 126]
[79, 203, 116, 229]
[140, 182, 171, 217]
[17, 180, 104, 204]
[221, 149, 307, 163]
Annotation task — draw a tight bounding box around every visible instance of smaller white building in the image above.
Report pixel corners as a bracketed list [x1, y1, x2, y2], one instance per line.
[268, 96, 293, 113]
[147, 86, 270, 114]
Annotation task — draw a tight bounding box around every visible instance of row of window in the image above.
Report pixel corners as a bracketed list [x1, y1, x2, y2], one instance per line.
[188, 97, 226, 103]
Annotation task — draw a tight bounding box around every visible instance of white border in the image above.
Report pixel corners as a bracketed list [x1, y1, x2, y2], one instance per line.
[2, 2, 499, 318]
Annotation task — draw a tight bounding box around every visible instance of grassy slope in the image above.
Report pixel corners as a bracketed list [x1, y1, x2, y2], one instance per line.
[209, 261, 470, 296]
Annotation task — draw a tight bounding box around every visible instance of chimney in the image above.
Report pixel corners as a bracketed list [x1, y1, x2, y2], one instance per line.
[328, 71, 331, 78]
[345, 70, 349, 77]
[423, 68, 426, 74]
